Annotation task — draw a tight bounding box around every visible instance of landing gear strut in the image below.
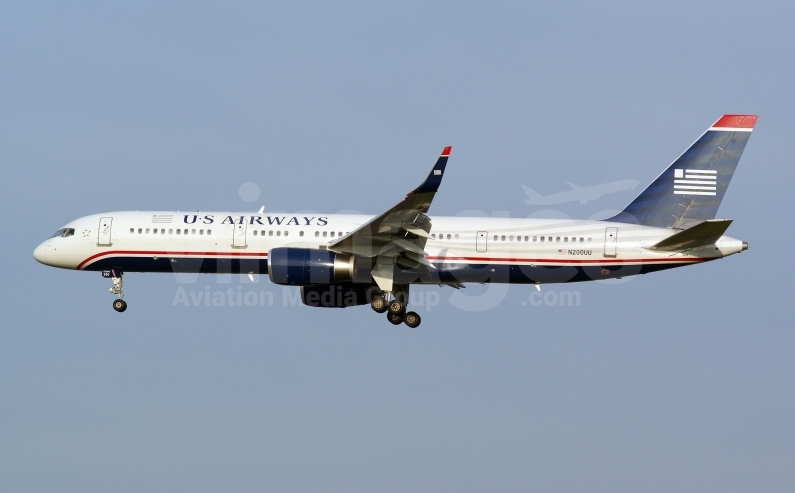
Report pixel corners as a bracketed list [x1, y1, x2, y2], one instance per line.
[107, 270, 127, 312]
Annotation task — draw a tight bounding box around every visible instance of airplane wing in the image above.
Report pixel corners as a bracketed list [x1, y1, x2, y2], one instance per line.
[327, 146, 451, 291]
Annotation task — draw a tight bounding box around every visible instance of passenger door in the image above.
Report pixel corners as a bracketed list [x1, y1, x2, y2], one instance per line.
[233, 221, 247, 248]
[97, 217, 113, 246]
[604, 227, 618, 257]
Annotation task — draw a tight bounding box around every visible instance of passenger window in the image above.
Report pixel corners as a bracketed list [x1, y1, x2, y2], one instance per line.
[330, 232, 335, 238]
[454, 234, 459, 240]
[253, 230, 257, 236]
[153, 229, 158, 234]
[500, 235, 505, 241]
[339, 232, 343, 237]
[146, 228, 150, 234]
[315, 231, 319, 237]
[493, 235, 498, 241]
[176, 229, 180, 235]
[580, 237, 584, 243]
[548, 237, 552, 242]
[138, 228, 142, 234]
[169, 229, 173, 234]
[130, 228, 134, 234]
[207, 230, 212, 235]
[587, 237, 592, 242]
[564, 237, 568, 242]
[509, 235, 514, 241]
[556, 237, 560, 242]
[533, 236, 537, 242]
[284, 231, 289, 237]
[323, 231, 327, 237]
[200, 230, 204, 235]
[300, 231, 304, 237]
[192, 229, 196, 234]
[269, 231, 273, 236]
[276, 231, 281, 236]
[431, 234, 436, 239]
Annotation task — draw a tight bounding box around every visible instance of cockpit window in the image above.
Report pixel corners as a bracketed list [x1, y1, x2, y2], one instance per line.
[49, 228, 75, 238]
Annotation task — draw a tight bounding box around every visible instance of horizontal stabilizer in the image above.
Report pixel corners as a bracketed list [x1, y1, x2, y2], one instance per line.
[647, 219, 733, 252]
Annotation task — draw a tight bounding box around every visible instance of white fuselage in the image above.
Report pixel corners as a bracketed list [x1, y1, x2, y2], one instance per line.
[33, 211, 745, 285]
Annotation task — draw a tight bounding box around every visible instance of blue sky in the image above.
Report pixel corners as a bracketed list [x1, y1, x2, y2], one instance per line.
[1, 2, 793, 492]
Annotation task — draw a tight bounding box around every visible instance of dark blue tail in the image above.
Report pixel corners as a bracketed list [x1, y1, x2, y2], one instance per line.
[608, 115, 757, 229]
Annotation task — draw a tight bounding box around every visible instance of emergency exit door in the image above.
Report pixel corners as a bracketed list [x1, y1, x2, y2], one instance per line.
[476, 231, 488, 253]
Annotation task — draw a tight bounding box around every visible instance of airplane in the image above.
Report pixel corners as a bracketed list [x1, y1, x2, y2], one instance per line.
[34, 114, 755, 327]
[522, 179, 640, 205]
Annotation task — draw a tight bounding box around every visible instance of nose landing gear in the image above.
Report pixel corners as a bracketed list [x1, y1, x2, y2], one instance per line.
[104, 269, 127, 312]
[113, 298, 127, 312]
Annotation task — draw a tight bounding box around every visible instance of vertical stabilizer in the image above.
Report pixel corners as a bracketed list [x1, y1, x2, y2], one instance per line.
[608, 115, 756, 229]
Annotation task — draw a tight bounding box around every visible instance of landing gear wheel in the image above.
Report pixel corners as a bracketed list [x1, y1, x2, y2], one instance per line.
[113, 299, 127, 312]
[387, 311, 404, 325]
[371, 296, 388, 313]
[388, 299, 405, 315]
[404, 311, 421, 328]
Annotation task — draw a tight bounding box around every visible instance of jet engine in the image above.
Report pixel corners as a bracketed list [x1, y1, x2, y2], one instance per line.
[268, 248, 357, 286]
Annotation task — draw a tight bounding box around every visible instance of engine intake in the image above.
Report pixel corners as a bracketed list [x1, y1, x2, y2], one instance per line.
[268, 248, 356, 286]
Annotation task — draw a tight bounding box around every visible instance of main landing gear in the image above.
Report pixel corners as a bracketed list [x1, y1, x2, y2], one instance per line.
[370, 293, 421, 328]
[106, 270, 127, 312]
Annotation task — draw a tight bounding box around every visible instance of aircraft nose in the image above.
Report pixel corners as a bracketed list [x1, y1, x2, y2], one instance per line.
[33, 242, 47, 264]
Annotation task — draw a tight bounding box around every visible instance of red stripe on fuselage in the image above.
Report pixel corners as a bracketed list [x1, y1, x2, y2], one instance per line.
[424, 256, 708, 265]
[77, 250, 269, 269]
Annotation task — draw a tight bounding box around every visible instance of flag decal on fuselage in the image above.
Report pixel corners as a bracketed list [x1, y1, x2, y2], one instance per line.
[673, 169, 716, 196]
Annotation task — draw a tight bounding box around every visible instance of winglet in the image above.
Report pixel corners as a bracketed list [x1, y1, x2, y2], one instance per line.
[411, 146, 452, 194]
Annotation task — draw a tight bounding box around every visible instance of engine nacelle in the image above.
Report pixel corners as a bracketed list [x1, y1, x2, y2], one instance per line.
[268, 248, 356, 286]
[300, 282, 380, 308]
